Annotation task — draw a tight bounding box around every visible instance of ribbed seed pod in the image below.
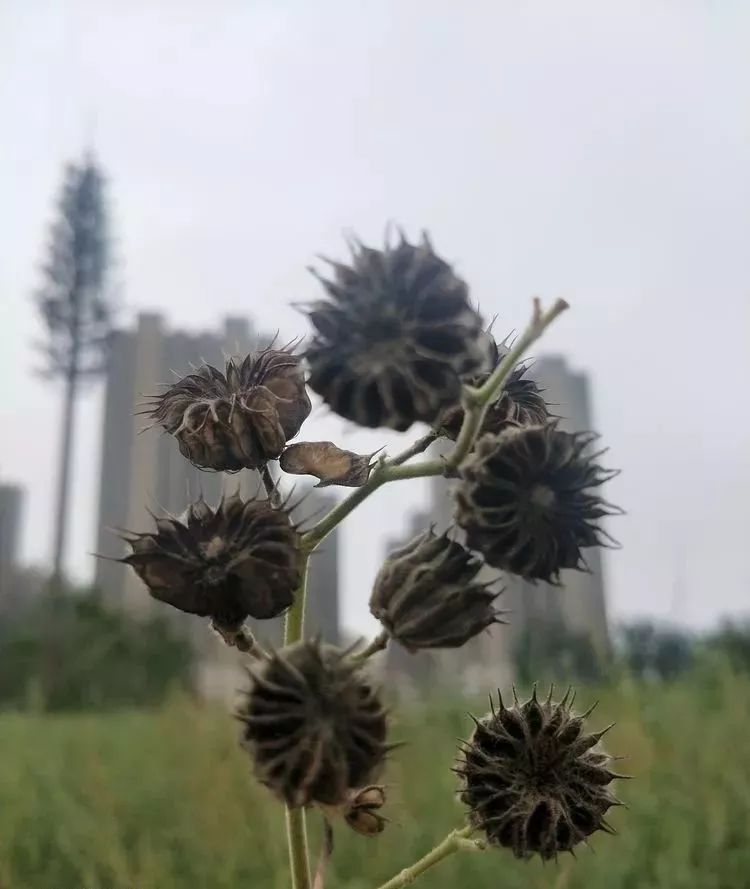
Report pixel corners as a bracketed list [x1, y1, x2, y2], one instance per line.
[119, 493, 301, 627]
[457, 687, 625, 860]
[146, 346, 311, 471]
[304, 232, 489, 431]
[436, 336, 548, 440]
[239, 640, 389, 807]
[370, 529, 502, 651]
[455, 424, 621, 582]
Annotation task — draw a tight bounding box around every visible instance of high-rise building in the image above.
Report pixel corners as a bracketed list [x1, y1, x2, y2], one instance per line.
[0, 484, 24, 597]
[502, 355, 610, 658]
[95, 313, 261, 611]
[387, 354, 610, 692]
[94, 312, 340, 700]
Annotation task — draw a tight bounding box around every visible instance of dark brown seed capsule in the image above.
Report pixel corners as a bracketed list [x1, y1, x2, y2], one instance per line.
[119, 493, 301, 627]
[146, 345, 311, 471]
[370, 529, 502, 651]
[238, 640, 389, 808]
[455, 423, 621, 582]
[457, 687, 625, 860]
[304, 231, 490, 431]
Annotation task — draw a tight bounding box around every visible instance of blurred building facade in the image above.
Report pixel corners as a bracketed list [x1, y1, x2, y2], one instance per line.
[386, 354, 610, 692]
[94, 312, 339, 700]
[0, 483, 24, 597]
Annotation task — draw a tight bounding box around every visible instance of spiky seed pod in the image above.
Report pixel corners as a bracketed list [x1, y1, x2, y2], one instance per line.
[119, 493, 301, 627]
[436, 337, 548, 440]
[304, 232, 490, 431]
[146, 346, 311, 471]
[239, 640, 389, 807]
[280, 440, 379, 487]
[458, 688, 624, 860]
[455, 424, 621, 582]
[369, 529, 502, 651]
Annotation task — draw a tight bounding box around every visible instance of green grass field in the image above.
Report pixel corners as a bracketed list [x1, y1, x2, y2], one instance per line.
[0, 668, 748, 889]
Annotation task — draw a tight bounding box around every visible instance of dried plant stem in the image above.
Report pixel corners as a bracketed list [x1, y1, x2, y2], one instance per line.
[283, 555, 313, 889]
[210, 620, 267, 658]
[374, 825, 483, 889]
[312, 818, 334, 889]
[351, 629, 389, 663]
[302, 298, 569, 552]
[261, 463, 282, 507]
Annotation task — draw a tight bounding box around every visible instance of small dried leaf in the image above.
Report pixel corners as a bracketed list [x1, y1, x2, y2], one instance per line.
[343, 785, 388, 837]
[280, 441, 380, 487]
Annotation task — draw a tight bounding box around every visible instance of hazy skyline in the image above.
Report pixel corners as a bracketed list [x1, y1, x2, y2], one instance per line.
[2, 0, 749, 632]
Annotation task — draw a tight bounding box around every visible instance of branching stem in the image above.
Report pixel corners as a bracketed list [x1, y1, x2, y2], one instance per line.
[374, 825, 484, 889]
[387, 430, 439, 466]
[301, 298, 569, 552]
[283, 297, 568, 888]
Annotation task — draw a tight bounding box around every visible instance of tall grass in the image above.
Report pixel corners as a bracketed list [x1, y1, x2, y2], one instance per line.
[0, 667, 748, 888]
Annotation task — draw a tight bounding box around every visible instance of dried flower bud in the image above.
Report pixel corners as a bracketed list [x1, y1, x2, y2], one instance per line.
[119, 493, 301, 627]
[280, 441, 379, 487]
[304, 232, 490, 431]
[238, 640, 389, 807]
[455, 424, 621, 582]
[343, 785, 388, 836]
[146, 346, 311, 471]
[457, 687, 625, 860]
[369, 529, 502, 651]
[436, 337, 548, 440]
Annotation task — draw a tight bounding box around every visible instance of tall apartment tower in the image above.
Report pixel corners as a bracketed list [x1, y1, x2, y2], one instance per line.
[500, 355, 610, 657]
[95, 313, 261, 611]
[0, 484, 24, 596]
[94, 313, 340, 698]
[389, 354, 610, 692]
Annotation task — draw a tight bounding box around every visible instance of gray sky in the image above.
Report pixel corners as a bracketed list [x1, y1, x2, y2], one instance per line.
[1, 0, 749, 633]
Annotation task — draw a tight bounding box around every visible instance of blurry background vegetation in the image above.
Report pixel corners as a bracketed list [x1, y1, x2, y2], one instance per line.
[0, 581, 193, 711]
[0, 603, 749, 888]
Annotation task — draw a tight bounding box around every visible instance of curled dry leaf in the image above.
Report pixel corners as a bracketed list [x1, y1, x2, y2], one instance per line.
[343, 785, 388, 837]
[279, 441, 381, 487]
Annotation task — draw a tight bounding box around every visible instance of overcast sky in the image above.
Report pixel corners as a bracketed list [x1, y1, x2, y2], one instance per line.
[1, 0, 748, 633]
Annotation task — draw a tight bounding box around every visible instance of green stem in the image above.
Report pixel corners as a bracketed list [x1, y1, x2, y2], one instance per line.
[286, 805, 312, 889]
[374, 826, 483, 889]
[302, 298, 569, 552]
[283, 557, 312, 888]
[388, 430, 438, 466]
[446, 297, 569, 471]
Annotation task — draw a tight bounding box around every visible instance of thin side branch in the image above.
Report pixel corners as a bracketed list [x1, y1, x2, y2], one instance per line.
[374, 826, 483, 889]
[388, 431, 439, 467]
[210, 620, 267, 658]
[351, 630, 389, 664]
